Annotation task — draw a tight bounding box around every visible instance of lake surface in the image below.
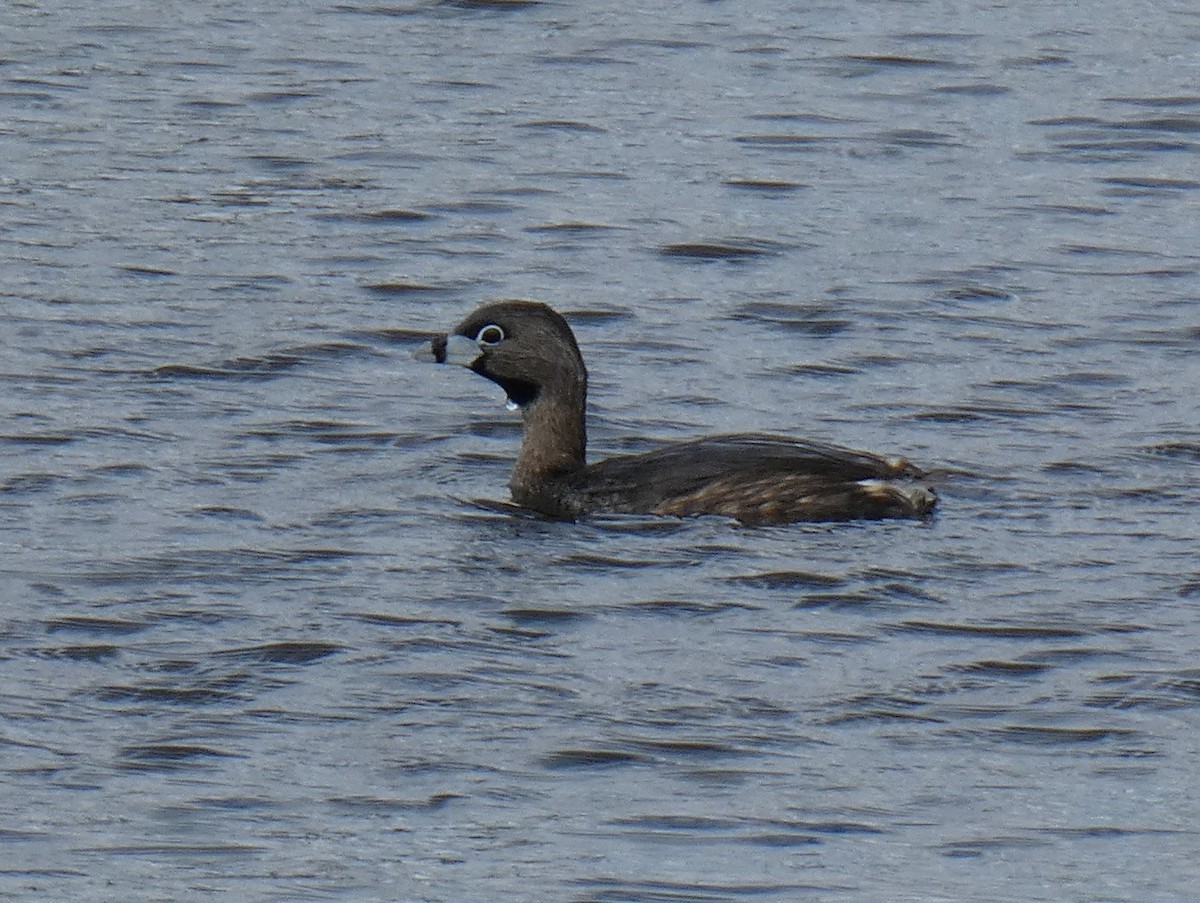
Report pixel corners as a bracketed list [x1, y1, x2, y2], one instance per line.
[3, 1, 1199, 901]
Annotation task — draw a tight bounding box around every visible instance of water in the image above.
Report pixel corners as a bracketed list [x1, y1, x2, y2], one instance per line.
[3, 1, 1199, 900]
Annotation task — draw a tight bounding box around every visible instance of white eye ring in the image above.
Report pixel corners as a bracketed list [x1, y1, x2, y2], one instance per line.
[475, 324, 505, 346]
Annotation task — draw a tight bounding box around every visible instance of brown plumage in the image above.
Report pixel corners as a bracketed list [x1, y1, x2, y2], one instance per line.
[429, 300, 936, 525]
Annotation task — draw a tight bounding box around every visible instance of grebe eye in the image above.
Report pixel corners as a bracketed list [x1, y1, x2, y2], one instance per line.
[475, 324, 505, 346]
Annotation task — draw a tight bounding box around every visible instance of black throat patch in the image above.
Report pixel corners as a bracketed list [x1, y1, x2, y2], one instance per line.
[483, 371, 538, 408]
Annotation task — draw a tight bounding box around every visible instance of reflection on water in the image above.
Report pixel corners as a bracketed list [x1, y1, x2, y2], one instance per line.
[3, 1, 1199, 900]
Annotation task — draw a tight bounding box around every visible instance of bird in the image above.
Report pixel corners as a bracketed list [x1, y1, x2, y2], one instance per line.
[428, 300, 936, 525]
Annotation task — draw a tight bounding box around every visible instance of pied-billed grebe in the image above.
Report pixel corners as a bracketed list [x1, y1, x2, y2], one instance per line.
[429, 300, 936, 524]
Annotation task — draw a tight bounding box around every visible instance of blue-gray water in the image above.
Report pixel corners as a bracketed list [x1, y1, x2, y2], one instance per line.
[3, 2, 1199, 901]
